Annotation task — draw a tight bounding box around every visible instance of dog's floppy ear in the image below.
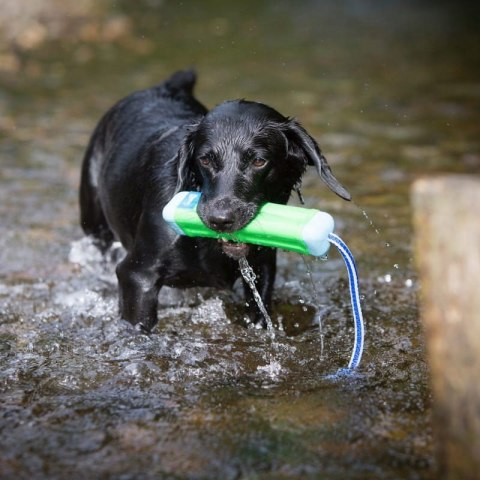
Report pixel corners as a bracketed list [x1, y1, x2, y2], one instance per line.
[175, 125, 198, 193]
[282, 119, 351, 201]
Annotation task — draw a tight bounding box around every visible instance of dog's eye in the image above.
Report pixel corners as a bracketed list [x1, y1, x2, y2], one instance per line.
[198, 156, 211, 167]
[252, 157, 267, 168]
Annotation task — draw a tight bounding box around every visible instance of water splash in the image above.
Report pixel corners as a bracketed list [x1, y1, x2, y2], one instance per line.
[256, 360, 283, 378]
[302, 256, 325, 361]
[238, 256, 275, 339]
[238, 256, 286, 380]
[69, 237, 125, 286]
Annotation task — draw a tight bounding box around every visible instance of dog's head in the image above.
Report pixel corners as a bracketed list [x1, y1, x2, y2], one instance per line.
[176, 100, 350, 237]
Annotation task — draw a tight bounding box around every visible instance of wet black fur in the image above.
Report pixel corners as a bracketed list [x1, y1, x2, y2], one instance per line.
[80, 70, 350, 332]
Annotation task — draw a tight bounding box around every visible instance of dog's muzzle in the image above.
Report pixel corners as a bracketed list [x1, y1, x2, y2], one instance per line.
[199, 197, 256, 233]
[198, 197, 257, 259]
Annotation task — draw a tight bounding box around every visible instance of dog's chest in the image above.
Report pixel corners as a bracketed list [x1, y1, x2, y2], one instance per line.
[162, 238, 237, 290]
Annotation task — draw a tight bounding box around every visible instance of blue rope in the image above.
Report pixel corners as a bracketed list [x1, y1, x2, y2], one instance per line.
[327, 233, 365, 369]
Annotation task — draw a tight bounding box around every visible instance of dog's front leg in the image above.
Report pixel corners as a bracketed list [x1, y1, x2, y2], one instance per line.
[241, 248, 277, 328]
[116, 253, 162, 333]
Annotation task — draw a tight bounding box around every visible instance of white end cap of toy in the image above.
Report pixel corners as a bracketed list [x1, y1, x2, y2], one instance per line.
[162, 191, 190, 235]
[302, 211, 335, 257]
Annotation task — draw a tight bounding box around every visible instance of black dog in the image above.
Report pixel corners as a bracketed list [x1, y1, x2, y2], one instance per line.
[80, 70, 350, 332]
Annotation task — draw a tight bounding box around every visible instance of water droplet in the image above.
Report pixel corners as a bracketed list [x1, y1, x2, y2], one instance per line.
[359, 209, 381, 235]
[393, 263, 399, 269]
[405, 279, 413, 288]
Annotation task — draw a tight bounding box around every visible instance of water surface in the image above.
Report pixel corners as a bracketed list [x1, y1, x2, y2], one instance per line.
[1, 1, 479, 478]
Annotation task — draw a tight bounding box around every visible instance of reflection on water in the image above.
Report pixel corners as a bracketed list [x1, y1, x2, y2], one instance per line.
[1, 0, 479, 478]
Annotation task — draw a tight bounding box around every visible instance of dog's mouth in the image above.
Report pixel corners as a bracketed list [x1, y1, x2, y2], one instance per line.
[218, 238, 250, 259]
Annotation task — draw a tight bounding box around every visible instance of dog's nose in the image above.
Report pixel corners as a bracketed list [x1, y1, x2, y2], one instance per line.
[208, 211, 235, 232]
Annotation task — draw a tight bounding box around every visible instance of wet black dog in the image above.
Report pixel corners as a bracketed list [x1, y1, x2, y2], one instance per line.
[80, 70, 350, 332]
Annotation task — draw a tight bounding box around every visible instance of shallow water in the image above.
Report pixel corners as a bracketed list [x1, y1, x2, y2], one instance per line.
[1, 1, 479, 478]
